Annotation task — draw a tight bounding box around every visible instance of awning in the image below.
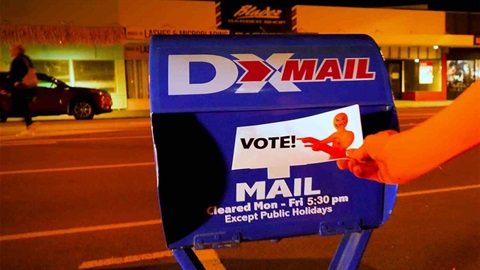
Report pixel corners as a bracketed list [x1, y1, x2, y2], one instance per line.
[0, 25, 126, 46]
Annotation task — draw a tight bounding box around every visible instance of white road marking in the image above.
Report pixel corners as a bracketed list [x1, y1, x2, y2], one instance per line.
[0, 135, 151, 146]
[0, 220, 161, 241]
[1, 160, 478, 269]
[78, 249, 225, 269]
[0, 162, 155, 176]
[78, 251, 173, 269]
[0, 140, 58, 146]
[0, 183, 477, 242]
[48, 135, 151, 142]
[75, 184, 480, 269]
[397, 184, 480, 197]
[0, 129, 119, 143]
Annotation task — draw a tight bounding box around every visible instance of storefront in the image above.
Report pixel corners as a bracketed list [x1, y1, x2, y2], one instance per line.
[1, 0, 478, 111]
[0, 25, 128, 109]
[122, 27, 230, 110]
[382, 46, 445, 101]
[383, 46, 480, 101]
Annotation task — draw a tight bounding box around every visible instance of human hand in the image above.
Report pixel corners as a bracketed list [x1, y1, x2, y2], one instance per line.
[336, 130, 399, 184]
[0, 89, 11, 97]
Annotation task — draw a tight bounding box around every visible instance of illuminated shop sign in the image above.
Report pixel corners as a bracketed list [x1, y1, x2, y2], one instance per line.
[217, 1, 296, 33]
[125, 27, 229, 40]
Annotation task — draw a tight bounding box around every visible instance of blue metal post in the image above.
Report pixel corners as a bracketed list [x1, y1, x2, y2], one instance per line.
[172, 248, 206, 270]
[329, 229, 373, 270]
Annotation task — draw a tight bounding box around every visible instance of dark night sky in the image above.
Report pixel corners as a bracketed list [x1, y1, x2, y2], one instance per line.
[297, 0, 427, 7]
[296, 0, 479, 12]
[205, 0, 480, 12]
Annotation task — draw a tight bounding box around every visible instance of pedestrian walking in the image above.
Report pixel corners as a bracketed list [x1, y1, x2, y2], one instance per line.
[6, 44, 40, 136]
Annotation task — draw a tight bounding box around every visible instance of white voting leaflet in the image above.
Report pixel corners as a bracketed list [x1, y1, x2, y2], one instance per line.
[232, 104, 363, 179]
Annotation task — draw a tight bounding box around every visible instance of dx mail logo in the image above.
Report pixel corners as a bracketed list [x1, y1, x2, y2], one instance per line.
[168, 53, 376, 95]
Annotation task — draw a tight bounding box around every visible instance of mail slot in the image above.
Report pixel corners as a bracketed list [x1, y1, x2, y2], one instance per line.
[149, 34, 399, 269]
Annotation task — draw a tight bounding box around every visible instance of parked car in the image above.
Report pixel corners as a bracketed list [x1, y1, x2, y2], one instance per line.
[0, 72, 113, 122]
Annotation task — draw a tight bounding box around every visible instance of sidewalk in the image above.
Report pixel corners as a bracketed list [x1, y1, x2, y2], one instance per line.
[99, 100, 452, 119]
[394, 100, 453, 108]
[95, 109, 150, 119]
[0, 117, 150, 141]
[2, 100, 453, 123]
[0, 100, 451, 140]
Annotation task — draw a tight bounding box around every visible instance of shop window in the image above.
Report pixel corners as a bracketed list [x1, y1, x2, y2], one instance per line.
[475, 59, 480, 80]
[73, 60, 114, 81]
[125, 59, 149, 99]
[447, 60, 477, 100]
[72, 60, 116, 92]
[32, 60, 70, 82]
[403, 60, 442, 92]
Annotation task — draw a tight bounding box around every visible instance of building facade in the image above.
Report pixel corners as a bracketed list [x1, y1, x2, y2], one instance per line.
[1, 0, 478, 111]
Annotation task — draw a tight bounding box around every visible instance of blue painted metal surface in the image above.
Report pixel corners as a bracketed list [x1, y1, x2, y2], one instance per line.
[329, 230, 373, 270]
[172, 248, 206, 270]
[149, 34, 399, 268]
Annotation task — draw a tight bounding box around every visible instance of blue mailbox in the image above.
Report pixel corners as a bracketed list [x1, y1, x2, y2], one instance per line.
[149, 34, 399, 270]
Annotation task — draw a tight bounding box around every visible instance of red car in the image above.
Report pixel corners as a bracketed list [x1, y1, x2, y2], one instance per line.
[0, 72, 113, 122]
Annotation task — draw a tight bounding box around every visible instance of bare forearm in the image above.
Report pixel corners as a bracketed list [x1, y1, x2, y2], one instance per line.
[381, 81, 480, 183]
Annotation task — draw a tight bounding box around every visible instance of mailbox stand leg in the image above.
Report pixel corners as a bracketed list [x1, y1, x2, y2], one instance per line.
[172, 248, 206, 270]
[328, 229, 372, 270]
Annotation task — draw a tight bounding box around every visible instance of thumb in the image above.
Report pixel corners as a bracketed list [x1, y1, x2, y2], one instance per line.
[336, 159, 349, 170]
[346, 147, 369, 162]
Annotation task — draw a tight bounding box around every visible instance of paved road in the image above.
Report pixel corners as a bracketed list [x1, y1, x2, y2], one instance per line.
[0, 107, 479, 270]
